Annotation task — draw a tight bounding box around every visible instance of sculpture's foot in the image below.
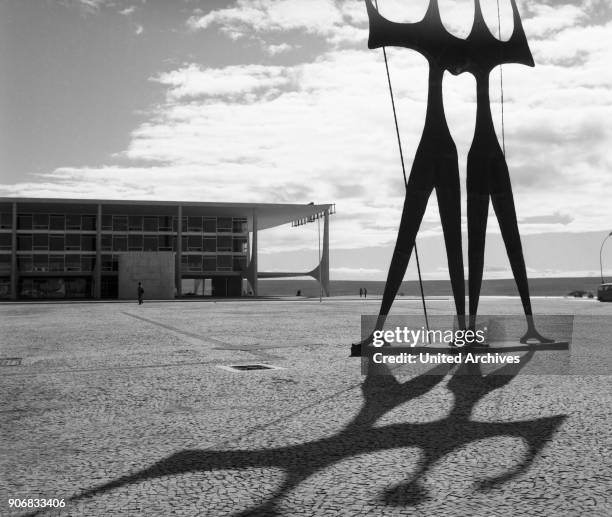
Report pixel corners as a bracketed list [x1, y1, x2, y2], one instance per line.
[520, 328, 555, 344]
[350, 335, 372, 357]
[350, 343, 363, 357]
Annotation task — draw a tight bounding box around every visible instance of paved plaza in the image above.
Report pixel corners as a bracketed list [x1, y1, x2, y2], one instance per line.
[1, 297, 611, 516]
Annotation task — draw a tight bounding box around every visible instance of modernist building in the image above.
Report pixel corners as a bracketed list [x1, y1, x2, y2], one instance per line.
[0, 198, 333, 300]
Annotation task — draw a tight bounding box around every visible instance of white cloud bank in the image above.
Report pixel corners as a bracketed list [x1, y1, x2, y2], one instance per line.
[3, 0, 611, 260]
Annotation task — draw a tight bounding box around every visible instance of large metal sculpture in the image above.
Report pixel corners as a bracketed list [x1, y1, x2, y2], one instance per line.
[352, 0, 550, 356]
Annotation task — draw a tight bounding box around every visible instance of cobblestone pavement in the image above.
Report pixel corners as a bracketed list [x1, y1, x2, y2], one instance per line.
[1, 297, 611, 516]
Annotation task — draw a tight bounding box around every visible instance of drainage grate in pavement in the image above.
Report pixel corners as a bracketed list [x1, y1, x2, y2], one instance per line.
[218, 364, 284, 372]
[0, 358, 22, 366]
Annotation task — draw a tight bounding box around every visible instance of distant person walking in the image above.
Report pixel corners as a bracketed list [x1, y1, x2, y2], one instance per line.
[137, 282, 144, 305]
[364, 288, 367, 299]
[359, 288, 363, 298]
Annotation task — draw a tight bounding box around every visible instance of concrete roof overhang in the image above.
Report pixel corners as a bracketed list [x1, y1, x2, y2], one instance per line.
[0, 197, 334, 231]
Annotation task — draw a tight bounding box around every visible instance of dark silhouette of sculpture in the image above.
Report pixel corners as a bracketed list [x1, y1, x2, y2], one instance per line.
[353, 0, 552, 356]
[462, 0, 551, 343]
[351, 0, 468, 356]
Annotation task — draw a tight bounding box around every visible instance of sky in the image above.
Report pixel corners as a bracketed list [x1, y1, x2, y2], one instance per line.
[1, 0, 611, 280]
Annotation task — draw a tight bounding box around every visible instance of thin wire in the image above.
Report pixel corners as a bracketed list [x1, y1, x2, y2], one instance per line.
[496, 0, 506, 155]
[374, 0, 429, 331]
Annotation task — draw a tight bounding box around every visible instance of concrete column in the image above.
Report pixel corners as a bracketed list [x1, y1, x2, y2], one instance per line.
[250, 208, 258, 296]
[176, 205, 182, 297]
[321, 209, 330, 297]
[94, 203, 102, 299]
[10, 202, 17, 300]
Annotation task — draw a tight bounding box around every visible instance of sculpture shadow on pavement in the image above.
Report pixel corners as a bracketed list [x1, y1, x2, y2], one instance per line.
[27, 350, 566, 516]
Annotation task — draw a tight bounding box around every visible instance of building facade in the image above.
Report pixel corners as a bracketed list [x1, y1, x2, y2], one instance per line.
[0, 198, 333, 300]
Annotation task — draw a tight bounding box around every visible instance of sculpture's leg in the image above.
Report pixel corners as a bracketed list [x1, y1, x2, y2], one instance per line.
[466, 150, 490, 327]
[436, 158, 466, 330]
[489, 157, 553, 344]
[351, 156, 434, 356]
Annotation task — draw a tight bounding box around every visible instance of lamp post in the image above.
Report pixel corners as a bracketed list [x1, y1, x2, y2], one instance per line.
[600, 231, 612, 284]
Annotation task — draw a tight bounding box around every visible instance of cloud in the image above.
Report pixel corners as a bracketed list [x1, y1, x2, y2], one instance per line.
[152, 63, 295, 101]
[3, 0, 611, 258]
[266, 43, 293, 55]
[135, 24, 144, 35]
[186, 0, 365, 46]
[119, 6, 136, 16]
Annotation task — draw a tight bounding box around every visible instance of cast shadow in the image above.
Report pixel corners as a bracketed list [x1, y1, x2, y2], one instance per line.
[26, 350, 566, 516]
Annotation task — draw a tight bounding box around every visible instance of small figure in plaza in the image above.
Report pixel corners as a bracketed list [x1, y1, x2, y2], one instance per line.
[359, 287, 363, 298]
[363, 288, 367, 299]
[137, 282, 144, 305]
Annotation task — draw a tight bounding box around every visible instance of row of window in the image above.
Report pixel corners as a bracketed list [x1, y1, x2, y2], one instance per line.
[181, 255, 246, 273]
[1, 213, 248, 233]
[5, 234, 248, 253]
[3, 254, 248, 273]
[8, 254, 97, 273]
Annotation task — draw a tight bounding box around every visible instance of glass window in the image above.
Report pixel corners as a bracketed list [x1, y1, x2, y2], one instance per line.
[49, 256, 64, 271]
[233, 238, 247, 253]
[102, 215, 113, 231]
[143, 216, 158, 232]
[17, 214, 32, 230]
[0, 255, 10, 273]
[128, 235, 143, 250]
[128, 216, 143, 231]
[101, 235, 112, 251]
[101, 255, 114, 272]
[0, 233, 11, 250]
[217, 255, 232, 270]
[158, 216, 172, 231]
[18, 234, 32, 251]
[0, 212, 12, 229]
[66, 215, 81, 230]
[33, 255, 49, 272]
[181, 255, 188, 271]
[217, 236, 232, 251]
[66, 255, 80, 271]
[204, 218, 216, 233]
[188, 235, 202, 251]
[18, 255, 33, 272]
[49, 235, 64, 251]
[66, 234, 80, 250]
[188, 255, 202, 271]
[81, 255, 95, 272]
[181, 217, 188, 232]
[33, 214, 49, 230]
[181, 236, 188, 251]
[143, 236, 157, 251]
[172, 216, 178, 232]
[203, 238, 216, 252]
[33, 234, 48, 250]
[82, 215, 96, 231]
[203, 257, 216, 271]
[158, 235, 172, 251]
[217, 217, 232, 232]
[233, 218, 247, 233]
[49, 214, 64, 231]
[81, 235, 96, 251]
[113, 216, 127, 232]
[188, 216, 202, 232]
[113, 236, 127, 252]
[233, 256, 247, 272]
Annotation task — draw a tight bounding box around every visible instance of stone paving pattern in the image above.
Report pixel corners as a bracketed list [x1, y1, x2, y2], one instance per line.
[1, 297, 611, 516]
